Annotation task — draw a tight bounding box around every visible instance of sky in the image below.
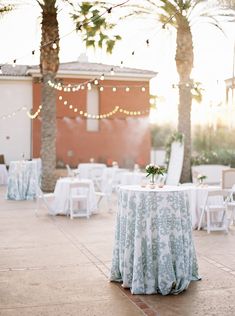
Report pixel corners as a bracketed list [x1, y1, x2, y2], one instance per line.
[0, 0, 234, 124]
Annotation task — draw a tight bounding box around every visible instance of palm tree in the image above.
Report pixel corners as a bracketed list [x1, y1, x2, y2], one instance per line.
[0, 2, 13, 15]
[36, 0, 59, 192]
[36, 0, 121, 191]
[122, 0, 235, 182]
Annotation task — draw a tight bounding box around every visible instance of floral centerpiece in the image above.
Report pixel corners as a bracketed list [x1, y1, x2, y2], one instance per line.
[145, 164, 166, 185]
[197, 174, 207, 184]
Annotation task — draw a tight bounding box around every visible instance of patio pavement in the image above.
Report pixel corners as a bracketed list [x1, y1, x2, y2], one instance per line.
[0, 185, 235, 316]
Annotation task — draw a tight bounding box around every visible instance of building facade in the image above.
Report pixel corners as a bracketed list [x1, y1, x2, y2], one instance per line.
[29, 62, 156, 168]
[0, 62, 156, 167]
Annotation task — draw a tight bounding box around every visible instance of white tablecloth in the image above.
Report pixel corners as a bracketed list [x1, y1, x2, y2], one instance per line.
[6, 160, 39, 200]
[117, 171, 146, 185]
[110, 185, 200, 295]
[77, 163, 107, 179]
[52, 177, 97, 215]
[0, 165, 8, 185]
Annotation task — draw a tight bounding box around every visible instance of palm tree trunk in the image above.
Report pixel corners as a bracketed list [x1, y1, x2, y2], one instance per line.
[40, 1, 59, 192]
[175, 18, 193, 183]
[41, 73, 57, 191]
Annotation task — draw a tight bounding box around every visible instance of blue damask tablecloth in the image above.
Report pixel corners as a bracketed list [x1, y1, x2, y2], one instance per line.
[110, 185, 200, 295]
[6, 161, 39, 200]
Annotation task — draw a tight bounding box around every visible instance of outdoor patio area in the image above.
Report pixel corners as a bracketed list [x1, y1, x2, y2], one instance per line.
[0, 185, 235, 316]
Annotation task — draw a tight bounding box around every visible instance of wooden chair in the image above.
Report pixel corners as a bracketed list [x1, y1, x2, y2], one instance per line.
[0, 155, 5, 164]
[222, 168, 235, 189]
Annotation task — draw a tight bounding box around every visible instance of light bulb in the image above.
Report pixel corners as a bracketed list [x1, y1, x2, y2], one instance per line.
[52, 41, 57, 49]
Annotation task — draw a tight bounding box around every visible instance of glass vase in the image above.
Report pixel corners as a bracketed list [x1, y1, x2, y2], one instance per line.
[150, 174, 155, 185]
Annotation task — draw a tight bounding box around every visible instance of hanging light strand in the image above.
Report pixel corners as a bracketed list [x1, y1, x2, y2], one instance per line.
[1, 0, 131, 67]
[0, 106, 27, 120]
[48, 79, 148, 93]
[58, 96, 149, 119]
[26, 105, 42, 119]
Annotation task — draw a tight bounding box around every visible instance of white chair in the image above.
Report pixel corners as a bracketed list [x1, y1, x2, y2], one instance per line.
[198, 190, 230, 233]
[69, 182, 90, 219]
[89, 166, 105, 191]
[95, 169, 115, 212]
[165, 141, 184, 185]
[66, 164, 79, 177]
[35, 186, 55, 216]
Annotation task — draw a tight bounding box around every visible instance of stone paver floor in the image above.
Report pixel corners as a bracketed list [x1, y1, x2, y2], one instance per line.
[0, 186, 235, 316]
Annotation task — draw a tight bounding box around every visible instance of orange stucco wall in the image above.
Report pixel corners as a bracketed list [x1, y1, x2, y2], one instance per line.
[32, 77, 151, 168]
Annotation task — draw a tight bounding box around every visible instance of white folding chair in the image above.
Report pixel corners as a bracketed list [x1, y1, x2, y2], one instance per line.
[66, 164, 74, 177]
[35, 185, 55, 216]
[95, 169, 114, 212]
[89, 166, 105, 191]
[66, 164, 79, 177]
[198, 190, 230, 233]
[69, 182, 90, 219]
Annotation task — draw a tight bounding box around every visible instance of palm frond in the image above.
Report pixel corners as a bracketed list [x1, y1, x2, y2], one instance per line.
[0, 3, 13, 15]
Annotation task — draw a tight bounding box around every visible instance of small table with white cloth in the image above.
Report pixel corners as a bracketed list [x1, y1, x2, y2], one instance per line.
[77, 163, 107, 179]
[0, 165, 8, 185]
[110, 185, 200, 295]
[117, 171, 146, 186]
[52, 177, 97, 215]
[184, 184, 221, 229]
[6, 160, 40, 200]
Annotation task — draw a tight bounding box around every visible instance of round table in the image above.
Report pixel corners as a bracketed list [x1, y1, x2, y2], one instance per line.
[6, 160, 39, 200]
[52, 177, 97, 215]
[110, 185, 200, 295]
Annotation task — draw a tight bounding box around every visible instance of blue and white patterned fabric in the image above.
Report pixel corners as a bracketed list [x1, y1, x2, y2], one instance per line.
[110, 185, 200, 295]
[6, 161, 40, 200]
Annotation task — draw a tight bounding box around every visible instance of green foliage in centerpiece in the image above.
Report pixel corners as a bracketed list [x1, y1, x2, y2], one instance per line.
[145, 164, 166, 178]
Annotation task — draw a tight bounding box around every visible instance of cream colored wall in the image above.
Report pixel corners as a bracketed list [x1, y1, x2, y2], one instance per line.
[0, 77, 32, 164]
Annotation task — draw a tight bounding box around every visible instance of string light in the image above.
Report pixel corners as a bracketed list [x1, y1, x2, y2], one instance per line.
[27, 105, 42, 119]
[1, 0, 175, 92]
[57, 95, 149, 119]
[52, 41, 57, 49]
[1, 0, 130, 68]
[0, 106, 27, 120]
[110, 68, 115, 75]
[48, 79, 148, 93]
[87, 82, 92, 90]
